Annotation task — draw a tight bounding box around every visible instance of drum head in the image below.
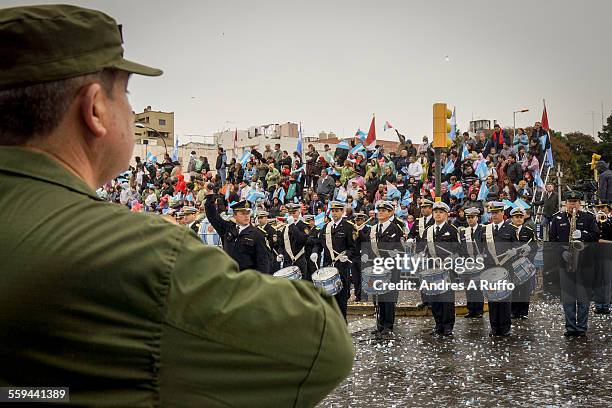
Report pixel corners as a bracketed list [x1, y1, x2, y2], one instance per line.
[481, 267, 508, 281]
[315, 267, 339, 280]
[274, 266, 299, 277]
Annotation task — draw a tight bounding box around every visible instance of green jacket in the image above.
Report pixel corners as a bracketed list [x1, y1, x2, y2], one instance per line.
[0, 147, 354, 407]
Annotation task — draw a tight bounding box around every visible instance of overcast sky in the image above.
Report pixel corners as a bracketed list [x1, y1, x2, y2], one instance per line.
[6, 0, 612, 142]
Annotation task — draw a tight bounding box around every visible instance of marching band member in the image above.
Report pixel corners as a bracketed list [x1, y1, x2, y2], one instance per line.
[254, 209, 278, 270]
[349, 212, 371, 302]
[550, 191, 599, 337]
[364, 201, 403, 336]
[422, 201, 460, 336]
[481, 201, 518, 337]
[311, 201, 356, 320]
[178, 206, 201, 234]
[509, 207, 537, 319]
[304, 214, 319, 281]
[410, 198, 435, 309]
[204, 190, 271, 273]
[461, 207, 484, 318]
[277, 203, 310, 279]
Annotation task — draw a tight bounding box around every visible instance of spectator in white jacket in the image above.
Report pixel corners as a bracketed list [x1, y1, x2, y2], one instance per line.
[407, 155, 423, 180]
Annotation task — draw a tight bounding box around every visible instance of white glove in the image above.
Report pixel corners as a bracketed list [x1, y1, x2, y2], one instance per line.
[406, 238, 415, 244]
[286, 215, 295, 225]
[310, 253, 318, 263]
[276, 254, 284, 262]
[572, 230, 582, 240]
[361, 254, 370, 263]
[338, 254, 349, 263]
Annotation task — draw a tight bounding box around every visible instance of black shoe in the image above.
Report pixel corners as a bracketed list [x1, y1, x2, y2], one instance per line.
[489, 331, 498, 337]
[431, 329, 443, 335]
[511, 314, 518, 319]
[464, 312, 483, 319]
[370, 329, 381, 335]
[564, 331, 577, 337]
[594, 308, 611, 315]
[499, 331, 511, 337]
[518, 315, 529, 320]
[442, 329, 454, 336]
[575, 331, 587, 337]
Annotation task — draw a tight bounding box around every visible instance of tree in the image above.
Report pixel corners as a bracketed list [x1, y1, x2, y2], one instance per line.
[598, 112, 612, 144]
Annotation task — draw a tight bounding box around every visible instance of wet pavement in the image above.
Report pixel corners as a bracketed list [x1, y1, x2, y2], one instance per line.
[320, 299, 611, 407]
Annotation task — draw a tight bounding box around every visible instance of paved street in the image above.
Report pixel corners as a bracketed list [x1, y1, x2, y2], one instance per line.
[321, 299, 611, 407]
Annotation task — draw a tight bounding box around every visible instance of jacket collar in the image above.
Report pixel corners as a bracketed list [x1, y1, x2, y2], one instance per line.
[0, 146, 102, 201]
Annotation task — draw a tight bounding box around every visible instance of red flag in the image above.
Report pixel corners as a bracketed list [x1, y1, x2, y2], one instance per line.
[541, 101, 549, 131]
[365, 115, 376, 147]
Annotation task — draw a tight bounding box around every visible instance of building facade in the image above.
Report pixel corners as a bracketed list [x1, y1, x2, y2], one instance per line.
[134, 106, 175, 147]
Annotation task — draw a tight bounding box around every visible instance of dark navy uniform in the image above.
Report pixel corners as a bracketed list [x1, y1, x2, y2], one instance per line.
[350, 217, 370, 302]
[593, 212, 612, 313]
[204, 196, 271, 273]
[278, 220, 310, 279]
[422, 221, 460, 335]
[363, 211, 404, 333]
[255, 221, 277, 271]
[510, 221, 537, 318]
[481, 215, 518, 336]
[305, 224, 320, 282]
[312, 217, 356, 319]
[460, 222, 485, 317]
[549, 199, 599, 335]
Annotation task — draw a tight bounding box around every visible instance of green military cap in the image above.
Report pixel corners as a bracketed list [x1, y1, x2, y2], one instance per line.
[0, 4, 162, 90]
[563, 190, 583, 201]
[594, 201, 607, 208]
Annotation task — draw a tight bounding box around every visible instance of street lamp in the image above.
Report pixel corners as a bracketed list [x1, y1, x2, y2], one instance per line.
[135, 122, 168, 155]
[513, 109, 529, 140]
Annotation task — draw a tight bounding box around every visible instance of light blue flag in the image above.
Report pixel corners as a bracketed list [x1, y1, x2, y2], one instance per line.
[151, 156, 157, 163]
[539, 134, 547, 151]
[356, 129, 366, 142]
[239, 151, 252, 167]
[186, 193, 194, 202]
[297, 124, 303, 155]
[350, 143, 365, 156]
[448, 107, 456, 141]
[336, 186, 348, 202]
[171, 137, 179, 162]
[462, 144, 469, 161]
[386, 182, 401, 200]
[314, 212, 326, 229]
[337, 139, 350, 150]
[545, 148, 554, 166]
[534, 170, 545, 189]
[224, 184, 231, 200]
[246, 190, 266, 203]
[476, 161, 488, 180]
[450, 184, 464, 199]
[146, 151, 153, 163]
[502, 199, 516, 209]
[401, 191, 412, 206]
[370, 146, 382, 159]
[278, 187, 286, 203]
[514, 198, 531, 209]
[477, 183, 489, 201]
[443, 159, 455, 175]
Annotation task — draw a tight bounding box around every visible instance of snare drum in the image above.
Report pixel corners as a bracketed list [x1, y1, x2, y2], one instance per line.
[511, 257, 536, 285]
[273, 266, 302, 281]
[480, 267, 512, 301]
[419, 269, 450, 296]
[362, 266, 392, 295]
[312, 267, 343, 295]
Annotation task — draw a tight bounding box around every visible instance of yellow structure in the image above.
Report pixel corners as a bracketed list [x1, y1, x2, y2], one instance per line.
[134, 106, 174, 147]
[433, 103, 451, 148]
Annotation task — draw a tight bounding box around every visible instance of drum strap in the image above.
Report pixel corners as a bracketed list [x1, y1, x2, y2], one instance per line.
[485, 224, 500, 265]
[426, 226, 437, 258]
[325, 222, 338, 262]
[419, 217, 425, 239]
[369, 227, 380, 257]
[283, 226, 304, 262]
[258, 226, 272, 251]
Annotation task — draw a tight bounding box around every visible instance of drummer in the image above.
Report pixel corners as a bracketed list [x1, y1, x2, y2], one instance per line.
[481, 201, 518, 337]
[509, 207, 537, 319]
[254, 209, 279, 270]
[304, 214, 319, 281]
[421, 201, 460, 336]
[311, 201, 356, 320]
[350, 212, 370, 302]
[461, 207, 484, 319]
[364, 201, 404, 336]
[278, 203, 310, 279]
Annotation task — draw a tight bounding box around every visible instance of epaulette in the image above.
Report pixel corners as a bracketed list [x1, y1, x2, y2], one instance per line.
[449, 224, 459, 230]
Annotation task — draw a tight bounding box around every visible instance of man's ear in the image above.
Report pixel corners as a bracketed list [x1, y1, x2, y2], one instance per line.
[80, 83, 107, 139]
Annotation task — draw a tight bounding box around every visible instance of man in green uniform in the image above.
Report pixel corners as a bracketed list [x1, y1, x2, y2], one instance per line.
[0, 5, 354, 407]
